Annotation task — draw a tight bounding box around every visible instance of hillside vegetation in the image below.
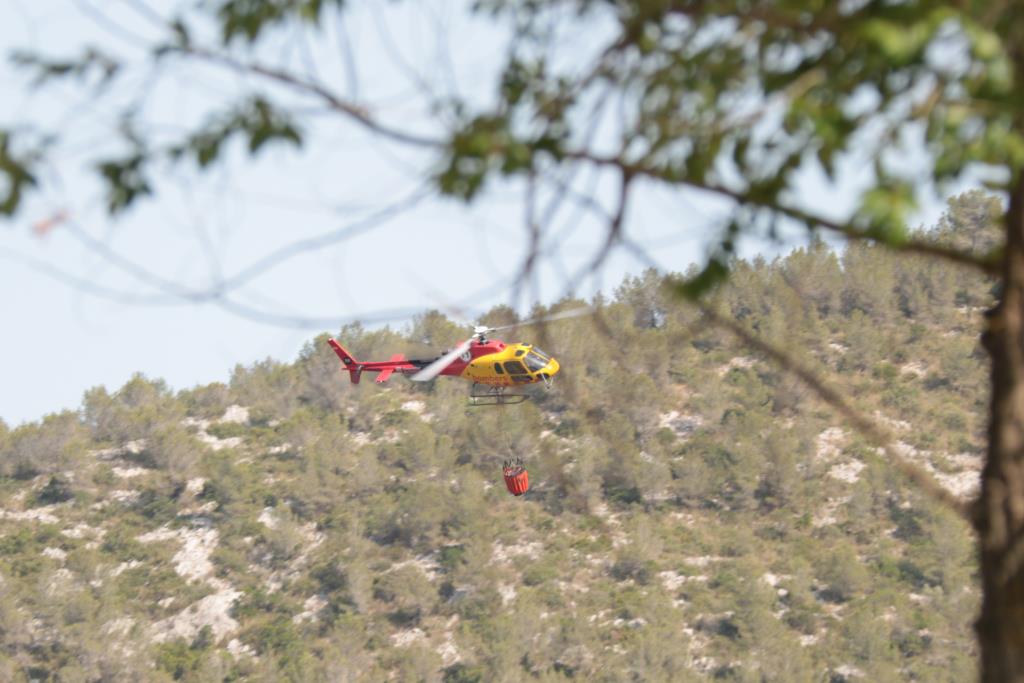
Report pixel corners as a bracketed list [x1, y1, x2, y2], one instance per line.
[0, 193, 999, 682]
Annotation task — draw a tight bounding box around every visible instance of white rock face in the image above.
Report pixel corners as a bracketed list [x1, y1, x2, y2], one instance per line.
[815, 428, 846, 462]
[875, 411, 911, 431]
[109, 490, 141, 504]
[934, 469, 981, 499]
[829, 460, 866, 484]
[717, 356, 756, 376]
[659, 411, 702, 439]
[498, 584, 517, 606]
[401, 400, 426, 414]
[834, 664, 865, 679]
[140, 528, 220, 585]
[389, 554, 442, 582]
[220, 405, 250, 424]
[682, 556, 723, 568]
[139, 525, 244, 645]
[0, 505, 61, 524]
[293, 594, 328, 623]
[197, 433, 243, 451]
[183, 408, 247, 450]
[112, 466, 148, 478]
[258, 507, 279, 530]
[43, 547, 67, 562]
[227, 638, 256, 659]
[152, 587, 243, 644]
[111, 561, 142, 578]
[137, 526, 177, 543]
[62, 523, 105, 540]
[901, 361, 927, 377]
[491, 541, 543, 564]
[46, 568, 74, 596]
[813, 496, 851, 528]
[138, 527, 220, 584]
[174, 529, 220, 583]
[437, 637, 460, 666]
[391, 628, 426, 648]
[658, 571, 689, 592]
[887, 440, 982, 500]
[103, 617, 135, 638]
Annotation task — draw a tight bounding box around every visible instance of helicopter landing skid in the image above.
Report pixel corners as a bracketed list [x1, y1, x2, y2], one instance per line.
[468, 384, 528, 407]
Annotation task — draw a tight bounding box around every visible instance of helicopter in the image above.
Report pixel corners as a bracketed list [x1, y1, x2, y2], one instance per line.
[326, 307, 591, 406]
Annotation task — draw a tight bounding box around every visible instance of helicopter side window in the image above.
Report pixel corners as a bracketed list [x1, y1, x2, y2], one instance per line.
[514, 349, 526, 357]
[494, 363, 504, 374]
[503, 360, 528, 375]
[524, 351, 547, 372]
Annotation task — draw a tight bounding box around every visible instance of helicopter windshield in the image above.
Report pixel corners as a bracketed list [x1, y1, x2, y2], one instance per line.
[531, 347, 550, 360]
[524, 351, 548, 372]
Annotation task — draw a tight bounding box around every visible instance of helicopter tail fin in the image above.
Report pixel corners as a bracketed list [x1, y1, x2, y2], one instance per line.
[327, 339, 363, 384]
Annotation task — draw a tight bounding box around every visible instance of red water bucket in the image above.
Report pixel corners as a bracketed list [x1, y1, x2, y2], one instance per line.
[503, 464, 529, 496]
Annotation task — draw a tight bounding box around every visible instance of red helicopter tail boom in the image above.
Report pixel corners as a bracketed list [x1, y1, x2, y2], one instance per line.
[328, 339, 417, 385]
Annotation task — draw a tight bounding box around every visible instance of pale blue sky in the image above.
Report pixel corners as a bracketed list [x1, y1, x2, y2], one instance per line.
[0, 0, 961, 426]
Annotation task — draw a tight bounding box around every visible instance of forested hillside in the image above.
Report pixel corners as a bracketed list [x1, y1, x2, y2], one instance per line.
[0, 193, 999, 682]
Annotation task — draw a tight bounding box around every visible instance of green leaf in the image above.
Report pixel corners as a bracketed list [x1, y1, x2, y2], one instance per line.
[0, 131, 38, 216]
[195, 136, 222, 168]
[96, 154, 151, 214]
[966, 24, 1003, 61]
[217, 0, 346, 44]
[674, 258, 730, 300]
[175, 96, 303, 170]
[857, 183, 916, 246]
[12, 48, 120, 88]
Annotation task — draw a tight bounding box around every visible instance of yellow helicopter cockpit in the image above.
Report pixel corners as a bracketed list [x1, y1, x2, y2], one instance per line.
[508, 344, 560, 382]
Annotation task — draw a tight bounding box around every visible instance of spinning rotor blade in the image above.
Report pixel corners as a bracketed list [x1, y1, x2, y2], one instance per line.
[410, 337, 474, 382]
[410, 307, 593, 382]
[485, 306, 595, 334]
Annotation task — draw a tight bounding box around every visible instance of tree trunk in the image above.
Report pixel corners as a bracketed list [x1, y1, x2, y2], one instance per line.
[976, 172, 1024, 681]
